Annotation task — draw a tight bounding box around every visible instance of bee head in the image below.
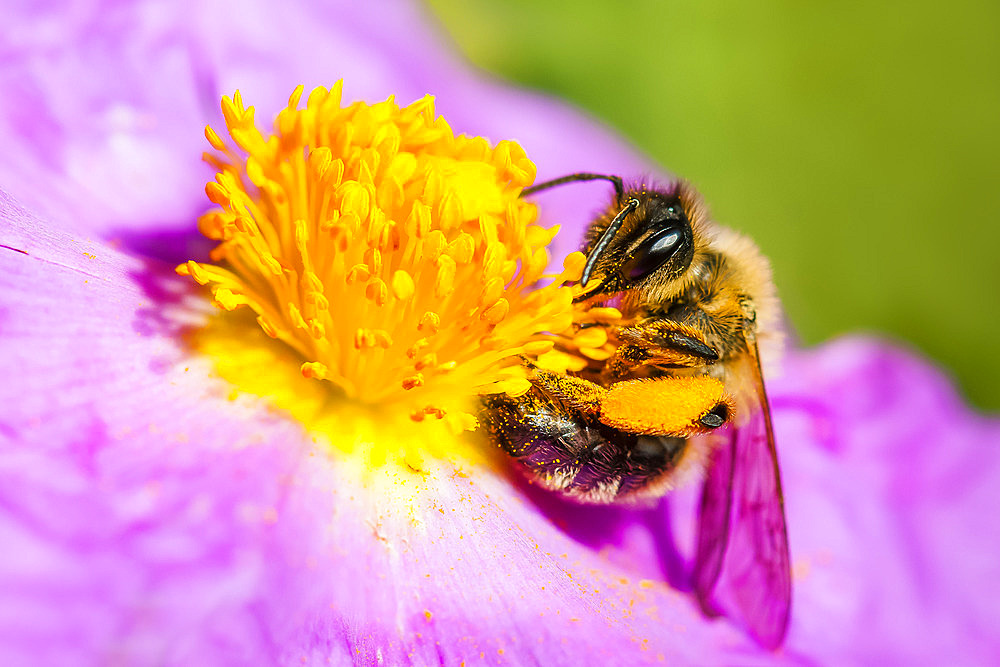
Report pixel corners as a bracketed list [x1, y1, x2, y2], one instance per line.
[576, 184, 699, 302]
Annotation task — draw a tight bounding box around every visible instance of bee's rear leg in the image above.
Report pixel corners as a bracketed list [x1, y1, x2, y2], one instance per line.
[529, 369, 733, 438]
[527, 369, 606, 417]
[599, 376, 734, 437]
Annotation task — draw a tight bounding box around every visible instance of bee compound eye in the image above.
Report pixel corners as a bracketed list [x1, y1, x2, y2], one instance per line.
[621, 227, 683, 280]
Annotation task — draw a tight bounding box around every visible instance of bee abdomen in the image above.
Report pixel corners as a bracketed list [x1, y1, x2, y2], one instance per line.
[480, 390, 690, 503]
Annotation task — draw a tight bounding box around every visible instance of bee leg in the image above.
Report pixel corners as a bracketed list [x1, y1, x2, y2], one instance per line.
[528, 369, 732, 437]
[599, 376, 734, 437]
[609, 320, 719, 377]
[527, 369, 607, 417]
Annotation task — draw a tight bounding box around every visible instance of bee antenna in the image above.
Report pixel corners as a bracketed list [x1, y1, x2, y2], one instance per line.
[581, 198, 639, 286]
[521, 173, 624, 201]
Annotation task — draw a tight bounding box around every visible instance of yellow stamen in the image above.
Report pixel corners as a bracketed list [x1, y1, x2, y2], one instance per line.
[180, 83, 592, 466]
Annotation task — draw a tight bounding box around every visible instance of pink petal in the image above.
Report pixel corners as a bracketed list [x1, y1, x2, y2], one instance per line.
[0, 0, 647, 256]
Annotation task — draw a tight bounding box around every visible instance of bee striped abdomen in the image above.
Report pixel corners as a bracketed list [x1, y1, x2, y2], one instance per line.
[480, 388, 688, 503]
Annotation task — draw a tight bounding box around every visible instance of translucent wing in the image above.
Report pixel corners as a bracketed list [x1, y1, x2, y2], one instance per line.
[692, 333, 791, 649]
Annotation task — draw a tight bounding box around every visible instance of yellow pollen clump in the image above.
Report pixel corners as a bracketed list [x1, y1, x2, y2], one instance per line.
[599, 377, 730, 436]
[179, 82, 583, 440]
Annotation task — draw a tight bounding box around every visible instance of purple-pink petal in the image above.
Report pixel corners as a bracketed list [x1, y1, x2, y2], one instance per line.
[772, 339, 1000, 663]
[0, 0, 648, 252]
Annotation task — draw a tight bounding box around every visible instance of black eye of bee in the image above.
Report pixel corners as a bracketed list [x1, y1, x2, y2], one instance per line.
[620, 224, 690, 281]
[617, 197, 694, 283]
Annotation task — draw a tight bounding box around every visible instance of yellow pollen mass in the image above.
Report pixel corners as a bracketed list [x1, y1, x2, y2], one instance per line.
[179, 82, 584, 459]
[599, 377, 730, 436]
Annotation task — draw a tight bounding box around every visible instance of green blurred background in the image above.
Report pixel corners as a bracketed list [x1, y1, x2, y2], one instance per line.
[428, 0, 1000, 410]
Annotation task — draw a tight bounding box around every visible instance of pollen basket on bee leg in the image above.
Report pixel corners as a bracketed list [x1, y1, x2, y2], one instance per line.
[598, 376, 732, 436]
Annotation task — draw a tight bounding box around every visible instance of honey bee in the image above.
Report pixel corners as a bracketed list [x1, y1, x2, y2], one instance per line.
[479, 173, 791, 648]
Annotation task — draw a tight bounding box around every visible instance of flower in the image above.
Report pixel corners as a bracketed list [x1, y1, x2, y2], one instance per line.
[178, 84, 590, 462]
[2, 1, 998, 665]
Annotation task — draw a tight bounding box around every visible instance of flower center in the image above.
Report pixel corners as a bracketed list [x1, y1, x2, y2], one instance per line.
[179, 83, 591, 463]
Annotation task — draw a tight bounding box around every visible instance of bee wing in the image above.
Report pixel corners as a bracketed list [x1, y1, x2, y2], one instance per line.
[692, 333, 791, 649]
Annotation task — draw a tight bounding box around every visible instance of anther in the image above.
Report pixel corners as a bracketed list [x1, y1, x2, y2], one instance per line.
[402, 374, 425, 390]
